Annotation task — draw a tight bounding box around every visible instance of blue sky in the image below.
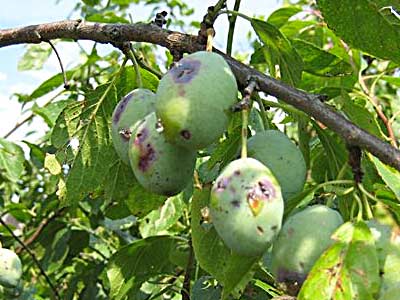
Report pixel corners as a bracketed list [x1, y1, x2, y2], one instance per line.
[0, 0, 280, 143]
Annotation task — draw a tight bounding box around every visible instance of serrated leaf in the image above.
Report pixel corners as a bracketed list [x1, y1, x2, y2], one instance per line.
[107, 236, 179, 300]
[29, 70, 76, 100]
[317, 0, 400, 64]
[0, 138, 25, 182]
[18, 44, 52, 71]
[52, 83, 118, 205]
[32, 100, 71, 128]
[251, 18, 303, 86]
[267, 6, 302, 28]
[298, 222, 380, 300]
[125, 183, 167, 217]
[291, 39, 353, 77]
[369, 154, 400, 200]
[191, 188, 258, 299]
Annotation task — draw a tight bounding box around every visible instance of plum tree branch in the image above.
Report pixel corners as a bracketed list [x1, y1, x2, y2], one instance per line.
[1, 20, 400, 171]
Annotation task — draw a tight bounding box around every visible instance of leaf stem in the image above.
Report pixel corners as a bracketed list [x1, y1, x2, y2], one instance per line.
[226, 0, 241, 56]
[126, 47, 143, 88]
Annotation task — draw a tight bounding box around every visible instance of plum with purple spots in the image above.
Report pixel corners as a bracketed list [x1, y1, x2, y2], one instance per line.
[209, 157, 284, 257]
[111, 88, 156, 165]
[156, 51, 238, 150]
[128, 112, 197, 196]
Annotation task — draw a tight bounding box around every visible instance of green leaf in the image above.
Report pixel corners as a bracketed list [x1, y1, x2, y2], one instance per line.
[298, 221, 380, 300]
[125, 183, 167, 217]
[45, 153, 62, 175]
[0, 138, 25, 182]
[382, 75, 400, 87]
[191, 188, 258, 299]
[251, 18, 303, 86]
[139, 195, 185, 238]
[267, 6, 302, 28]
[369, 154, 400, 200]
[82, 0, 100, 5]
[52, 83, 118, 206]
[30, 71, 75, 100]
[32, 100, 71, 128]
[337, 94, 385, 138]
[291, 39, 353, 77]
[18, 44, 52, 71]
[317, 0, 400, 64]
[107, 236, 179, 300]
[192, 276, 222, 300]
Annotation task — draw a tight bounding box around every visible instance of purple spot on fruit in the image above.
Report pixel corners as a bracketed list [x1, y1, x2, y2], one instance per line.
[180, 129, 191, 140]
[231, 200, 240, 207]
[119, 128, 132, 141]
[258, 179, 276, 200]
[134, 128, 149, 145]
[170, 59, 201, 83]
[215, 177, 230, 192]
[138, 144, 156, 172]
[234, 170, 241, 176]
[113, 93, 133, 123]
[271, 225, 278, 231]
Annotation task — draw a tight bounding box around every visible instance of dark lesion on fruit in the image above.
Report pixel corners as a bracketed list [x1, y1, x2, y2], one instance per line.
[180, 129, 191, 140]
[170, 59, 201, 83]
[215, 177, 230, 192]
[256, 226, 264, 235]
[276, 268, 307, 296]
[231, 200, 240, 207]
[119, 128, 132, 141]
[257, 179, 276, 200]
[113, 92, 133, 123]
[138, 143, 156, 172]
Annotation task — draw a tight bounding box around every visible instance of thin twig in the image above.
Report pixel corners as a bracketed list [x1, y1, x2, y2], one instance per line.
[3, 90, 65, 139]
[0, 217, 61, 300]
[46, 40, 69, 89]
[226, 0, 241, 56]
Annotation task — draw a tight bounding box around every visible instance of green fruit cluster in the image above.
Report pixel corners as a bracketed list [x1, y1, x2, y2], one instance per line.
[111, 51, 238, 196]
[0, 248, 22, 288]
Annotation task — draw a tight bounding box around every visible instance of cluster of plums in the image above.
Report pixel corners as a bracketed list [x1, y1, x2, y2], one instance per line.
[111, 51, 399, 298]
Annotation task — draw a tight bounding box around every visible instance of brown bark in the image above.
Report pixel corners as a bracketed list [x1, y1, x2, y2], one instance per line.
[1, 20, 400, 171]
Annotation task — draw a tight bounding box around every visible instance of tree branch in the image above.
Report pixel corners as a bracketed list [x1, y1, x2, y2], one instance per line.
[1, 20, 400, 171]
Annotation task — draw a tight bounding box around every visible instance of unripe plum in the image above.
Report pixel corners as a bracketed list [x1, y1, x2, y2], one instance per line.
[210, 157, 284, 257]
[156, 51, 238, 150]
[129, 112, 197, 196]
[111, 89, 156, 165]
[0, 248, 22, 288]
[271, 205, 343, 287]
[247, 130, 306, 201]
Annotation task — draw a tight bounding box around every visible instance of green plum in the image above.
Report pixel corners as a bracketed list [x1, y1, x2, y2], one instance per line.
[129, 112, 197, 196]
[210, 157, 284, 257]
[0, 248, 22, 288]
[111, 88, 156, 165]
[156, 51, 238, 150]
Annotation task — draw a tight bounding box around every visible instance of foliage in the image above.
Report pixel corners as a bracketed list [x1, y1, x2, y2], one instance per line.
[1, 0, 400, 299]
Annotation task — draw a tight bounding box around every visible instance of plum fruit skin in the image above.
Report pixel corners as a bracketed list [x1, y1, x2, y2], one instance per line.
[0, 248, 22, 288]
[247, 130, 306, 201]
[209, 157, 284, 257]
[156, 51, 238, 150]
[367, 220, 400, 295]
[271, 205, 343, 286]
[111, 88, 156, 165]
[128, 112, 197, 196]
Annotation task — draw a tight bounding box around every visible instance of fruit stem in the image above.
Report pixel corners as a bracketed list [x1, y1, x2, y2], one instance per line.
[206, 28, 215, 52]
[226, 0, 241, 56]
[126, 47, 143, 88]
[241, 107, 249, 158]
[353, 192, 364, 221]
[254, 93, 269, 130]
[357, 183, 374, 219]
